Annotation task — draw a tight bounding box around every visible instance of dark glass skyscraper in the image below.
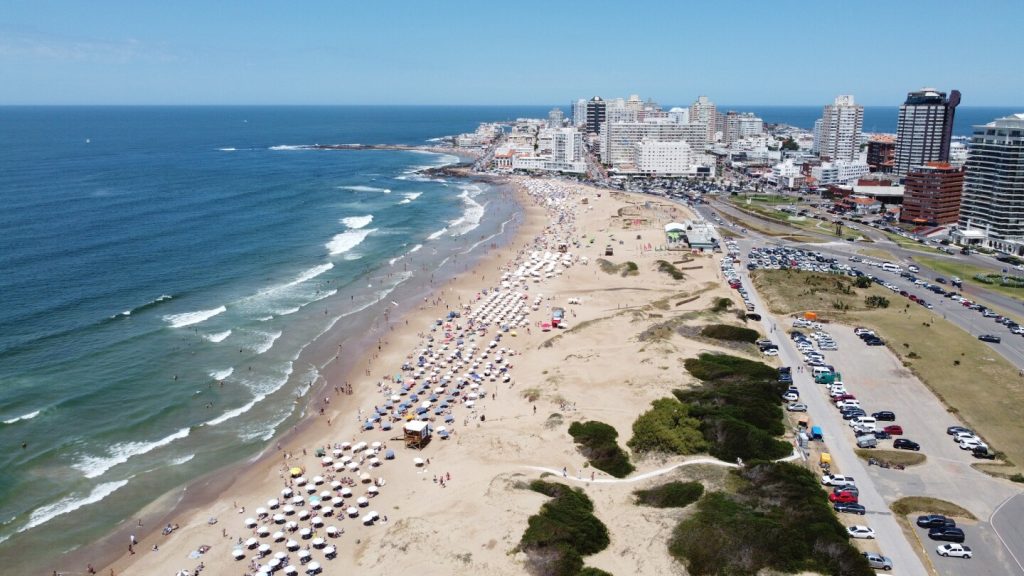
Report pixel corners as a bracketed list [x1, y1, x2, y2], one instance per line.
[893, 88, 961, 176]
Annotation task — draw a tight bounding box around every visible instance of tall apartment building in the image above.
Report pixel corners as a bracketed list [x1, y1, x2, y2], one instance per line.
[599, 120, 706, 167]
[572, 99, 587, 127]
[585, 96, 606, 135]
[547, 108, 565, 129]
[957, 114, 1024, 255]
[901, 162, 964, 225]
[690, 96, 717, 143]
[667, 107, 690, 124]
[721, 111, 764, 144]
[894, 88, 961, 176]
[634, 140, 692, 175]
[866, 135, 896, 173]
[817, 95, 863, 162]
[552, 128, 584, 164]
[811, 119, 823, 155]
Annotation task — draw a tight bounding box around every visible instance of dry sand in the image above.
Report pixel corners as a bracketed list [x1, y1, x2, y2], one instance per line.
[98, 177, 765, 576]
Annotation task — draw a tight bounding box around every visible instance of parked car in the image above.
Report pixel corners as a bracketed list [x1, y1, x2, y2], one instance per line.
[862, 552, 893, 570]
[883, 425, 904, 435]
[978, 334, 1002, 343]
[834, 502, 866, 515]
[847, 525, 876, 539]
[829, 490, 859, 504]
[786, 403, 807, 412]
[821, 474, 855, 487]
[947, 425, 972, 436]
[833, 485, 860, 497]
[894, 438, 921, 451]
[842, 409, 867, 420]
[872, 410, 896, 421]
[973, 446, 997, 460]
[959, 438, 988, 451]
[917, 515, 956, 529]
[929, 526, 966, 543]
[936, 543, 973, 558]
[781, 391, 799, 402]
[873, 430, 892, 440]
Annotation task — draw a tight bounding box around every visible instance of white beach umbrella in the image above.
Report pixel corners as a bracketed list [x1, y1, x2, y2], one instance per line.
[232, 548, 245, 560]
[257, 543, 270, 555]
[307, 561, 321, 573]
[295, 477, 307, 486]
[282, 504, 295, 515]
[281, 488, 293, 498]
[326, 525, 339, 537]
[299, 527, 312, 539]
[312, 475, 324, 485]
[298, 509, 311, 520]
[273, 513, 285, 524]
[312, 536, 325, 548]
[311, 516, 324, 527]
[356, 496, 369, 507]
[362, 514, 375, 525]
[346, 506, 358, 517]
[272, 531, 285, 542]
[298, 549, 311, 560]
[257, 525, 270, 537]
[367, 485, 379, 495]
[324, 544, 336, 558]
[267, 498, 279, 509]
[284, 567, 298, 575]
[244, 517, 257, 528]
[330, 480, 342, 489]
[286, 539, 299, 551]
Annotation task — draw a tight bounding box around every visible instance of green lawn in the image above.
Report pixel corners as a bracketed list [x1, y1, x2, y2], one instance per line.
[881, 230, 944, 254]
[917, 256, 1024, 303]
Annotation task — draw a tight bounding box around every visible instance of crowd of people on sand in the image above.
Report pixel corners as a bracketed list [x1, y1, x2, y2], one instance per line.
[97, 178, 587, 576]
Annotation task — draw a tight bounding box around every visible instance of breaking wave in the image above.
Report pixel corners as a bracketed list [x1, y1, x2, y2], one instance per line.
[163, 305, 226, 328]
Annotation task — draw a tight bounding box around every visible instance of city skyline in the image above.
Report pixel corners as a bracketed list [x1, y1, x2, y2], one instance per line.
[1, 0, 1022, 105]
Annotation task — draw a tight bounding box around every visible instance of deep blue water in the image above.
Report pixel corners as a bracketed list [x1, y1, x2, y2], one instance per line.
[0, 105, 548, 567]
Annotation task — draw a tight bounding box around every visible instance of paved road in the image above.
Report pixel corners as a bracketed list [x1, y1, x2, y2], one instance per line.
[990, 495, 1024, 575]
[735, 266, 929, 576]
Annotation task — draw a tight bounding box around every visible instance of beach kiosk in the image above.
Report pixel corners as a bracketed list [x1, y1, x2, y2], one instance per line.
[403, 420, 431, 449]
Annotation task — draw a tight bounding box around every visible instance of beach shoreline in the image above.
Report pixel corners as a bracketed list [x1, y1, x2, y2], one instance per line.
[52, 170, 532, 575]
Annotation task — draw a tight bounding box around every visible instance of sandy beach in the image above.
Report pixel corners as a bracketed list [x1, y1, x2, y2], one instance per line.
[86, 176, 758, 576]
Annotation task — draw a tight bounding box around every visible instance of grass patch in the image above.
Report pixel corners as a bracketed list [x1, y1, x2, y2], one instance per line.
[856, 247, 895, 261]
[750, 269, 881, 317]
[656, 260, 686, 280]
[682, 352, 777, 382]
[522, 388, 541, 402]
[669, 462, 873, 576]
[710, 297, 733, 313]
[519, 480, 610, 576]
[568, 421, 635, 478]
[854, 449, 927, 467]
[634, 481, 704, 508]
[597, 258, 638, 277]
[890, 496, 976, 520]
[917, 256, 1024, 304]
[627, 398, 708, 454]
[699, 323, 759, 343]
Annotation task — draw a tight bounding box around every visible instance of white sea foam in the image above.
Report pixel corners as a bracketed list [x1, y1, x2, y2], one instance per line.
[21, 480, 130, 533]
[204, 395, 262, 427]
[203, 330, 232, 343]
[163, 305, 226, 328]
[269, 145, 309, 151]
[3, 410, 40, 425]
[309, 289, 337, 303]
[409, 244, 423, 254]
[170, 454, 195, 466]
[399, 192, 422, 205]
[426, 228, 448, 241]
[339, 185, 390, 194]
[249, 330, 282, 354]
[341, 215, 374, 229]
[257, 315, 274, 322]
[209, 367, 234, 380]
[274, 306, 300, 316]
[74, 428, 191, 479]
[218, 147, 237, 152]
[204, 363, 293, 427]
[449, 186, 485, 236]
[326, 228, 375, 255]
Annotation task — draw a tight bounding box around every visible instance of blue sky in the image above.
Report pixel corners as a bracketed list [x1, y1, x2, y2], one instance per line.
[1, 0, 1020, 106]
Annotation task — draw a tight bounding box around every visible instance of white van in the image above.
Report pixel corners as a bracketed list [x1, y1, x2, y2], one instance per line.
[881, 262, 902, 274]
[850, 416, 876, 428]
[812, 366, 832, 379]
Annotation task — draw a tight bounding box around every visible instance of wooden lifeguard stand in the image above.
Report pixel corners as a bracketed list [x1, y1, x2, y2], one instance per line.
[403, 421, 431, 449]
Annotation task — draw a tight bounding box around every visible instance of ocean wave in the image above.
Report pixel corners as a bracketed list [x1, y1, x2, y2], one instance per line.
[269, 145, 311, 151]
[274, 306, 300, 316]
[426, 228, 448, 241]
[399, 192, 422, 205]
[326, 228, 375, 255]
[339, 185, 391, 194]
[113, 294, 173, 319]
[74, 427, 191, 479]
[449, 187, 485, 236]
[341, 215, 374, 229]
[249, 330, 282, 354]
[205, 363, 293, 426]
[202, 330, 232, 343]
[218, 147, 237, 152]
[257, 315, 274, 322]
[170, 454, 195, 466]
[204, 395, 263, 427]
[308, 289, 337, 303]
[3, 410, 40, 425]
[409, 244, 423, 254]
[22, 479, 129, 533]
[163, 305, 226, 328]
[209, 367, 234, 380]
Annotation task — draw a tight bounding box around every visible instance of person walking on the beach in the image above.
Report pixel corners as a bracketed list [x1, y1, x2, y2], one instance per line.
[562, 467, 567, 477]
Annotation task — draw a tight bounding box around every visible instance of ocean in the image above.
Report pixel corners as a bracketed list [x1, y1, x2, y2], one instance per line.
[0, 105, 552, 569]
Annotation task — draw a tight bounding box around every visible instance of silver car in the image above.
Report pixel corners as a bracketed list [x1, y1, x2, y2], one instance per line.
[862, 552, 893, 570]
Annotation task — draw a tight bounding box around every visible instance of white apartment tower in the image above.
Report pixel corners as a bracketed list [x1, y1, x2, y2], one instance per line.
[552, 128, 584, 164]
[690, 96, 717, 143]
[957, 114, 1024, 254]
[547, 108, 565, 129]
[572, 99, 587, 127]
[817, 95, 863, 162]
[634, 140, 692, 175]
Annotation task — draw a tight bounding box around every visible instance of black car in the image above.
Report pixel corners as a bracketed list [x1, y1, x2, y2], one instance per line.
[928, 526, 965, 543]
[978, 334, 1002, 343]
[834, 502, 867, 515]
[872, 410, 896, 421]
[865, 338, 885, 346]
[873, 431, 892, 440]
[973, 446, 997, 460]
[947, 426, 972, 436]
[842, 409, 867, 420]
[917, 514, 956, 528]
[894, 438, 921, 451]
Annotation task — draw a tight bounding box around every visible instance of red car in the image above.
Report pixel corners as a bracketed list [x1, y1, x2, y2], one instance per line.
[833, 394, 856, 403]
[829, 491, 859, 504]
[883, 425, 903, 435]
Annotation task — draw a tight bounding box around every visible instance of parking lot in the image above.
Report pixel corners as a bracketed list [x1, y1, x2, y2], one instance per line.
[726, 243, 1024, 576]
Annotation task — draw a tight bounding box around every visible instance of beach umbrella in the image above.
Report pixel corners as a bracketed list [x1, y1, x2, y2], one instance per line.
[256, 506, 268, 517]
[295, 476, 307, 486]
[299, 527, 312, 539]
[289, 467, 303, 478]
[274, 552, 287, 561]
[298, 549, 311, 562]
[353, 442, 367, 452]
[267, 498, 279, 509]
[384, 449, 395, 460]
[257, 543, 271, 555]
[268, 559, 281, 570]
[312, 536, 325, 548]
[311, 516, 324, 527]
[244, 518, 257, 528]
[362, 514, 375, 525]
[324, 545, 336, 559]
[312, 475, 324, 485]
[330, 480, 342, 489]
[281, 488, 293, 498]
[291, 496, 304, 505]
[340, 487, 352, 497]
[367, 485, 379, 495]
[321, 457, 333, 466]
[245, 537, 259, 549]
[307, 561, 321, 574]
[332, 462, 345, 472]
[298, 510, 311, 520]
[319, 490, 331, 499]
[332, 496, 344, 507]
[346, 506, 358, 518]
[326, 526, 339, 537]
[273, 531, 285, 542]
[232, 548, 245, 560]
[356, 496, 369, 507]
[284, 567, 298, 575]
[286, 539, 299, 551]
[273, 513, 285, 524]
[257, 525, 270, 537]
[340, 442, 351, 451]
[360, 472, 372, 483]
[331, 449, 342, 457]
[346, 461, 359, 471]
[282, 505, 295, 515]
[369, 457, 381, 467]
[285, 520, 298, 532]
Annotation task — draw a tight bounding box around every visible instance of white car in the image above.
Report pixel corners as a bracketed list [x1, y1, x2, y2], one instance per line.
[836, 400, 861, 409]
[954, 432, 979, 443]
[936, 543, 972, 558]
[782, 392, 799, 402]
[959, 439, 988, 451]
[762, 348, 779, 357]
[847, 525, 875, 539]
[821, 474, 855, 487]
